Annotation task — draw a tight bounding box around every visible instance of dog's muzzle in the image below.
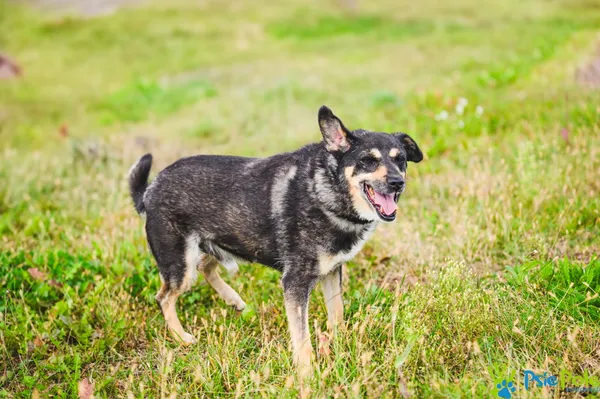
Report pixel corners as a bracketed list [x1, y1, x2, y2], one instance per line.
[363, 180, 402, 222]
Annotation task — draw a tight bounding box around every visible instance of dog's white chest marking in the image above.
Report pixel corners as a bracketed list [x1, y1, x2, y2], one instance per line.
[318, 225, 376, 276]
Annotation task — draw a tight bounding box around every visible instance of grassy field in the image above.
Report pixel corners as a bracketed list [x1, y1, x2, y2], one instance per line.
[1, 0, 600, 397]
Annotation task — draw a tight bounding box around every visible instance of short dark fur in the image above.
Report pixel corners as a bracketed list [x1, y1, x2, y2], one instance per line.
[129, 106, 422, 371]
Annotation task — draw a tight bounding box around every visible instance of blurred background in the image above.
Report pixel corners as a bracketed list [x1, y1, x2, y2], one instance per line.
[1, 0, 599, 397]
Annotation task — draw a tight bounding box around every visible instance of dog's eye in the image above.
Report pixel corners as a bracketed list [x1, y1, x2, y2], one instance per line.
[359, 156, 379, 168]
[394, 155, 406, 167]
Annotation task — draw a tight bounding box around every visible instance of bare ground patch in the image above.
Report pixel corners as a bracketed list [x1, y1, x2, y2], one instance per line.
[0, 53, 21, 79]
[577, 41, 600, 88]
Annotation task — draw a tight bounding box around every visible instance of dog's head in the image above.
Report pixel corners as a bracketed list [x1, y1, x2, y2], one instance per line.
[318, 105, 423, 222]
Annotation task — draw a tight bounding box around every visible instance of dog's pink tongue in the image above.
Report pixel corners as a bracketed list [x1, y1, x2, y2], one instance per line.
[373, 191, 397, 215]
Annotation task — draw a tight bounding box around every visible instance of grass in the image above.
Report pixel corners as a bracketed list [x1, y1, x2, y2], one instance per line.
[1, 0, 599, 397]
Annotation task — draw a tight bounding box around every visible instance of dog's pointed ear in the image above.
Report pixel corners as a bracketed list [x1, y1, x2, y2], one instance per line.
[318, 105, 352, 153]
[395, 133, 423, 163]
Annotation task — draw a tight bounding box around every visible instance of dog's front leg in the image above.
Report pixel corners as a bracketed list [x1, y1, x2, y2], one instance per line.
[282, 273, 317, 379]
[321, 265, 343, 329]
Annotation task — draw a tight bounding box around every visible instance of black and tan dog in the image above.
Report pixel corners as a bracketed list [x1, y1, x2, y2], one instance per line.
[128, 106, 422, 376]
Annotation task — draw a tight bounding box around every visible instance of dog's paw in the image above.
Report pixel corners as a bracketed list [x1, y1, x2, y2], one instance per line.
[232, 299, 246, 312]
[224, 293, 246, 311]
[179, 332, 197, 345]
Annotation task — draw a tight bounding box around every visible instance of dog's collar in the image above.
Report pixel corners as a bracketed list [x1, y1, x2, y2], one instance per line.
[342, 213, 374, 226]
[323, 207, 374, 230]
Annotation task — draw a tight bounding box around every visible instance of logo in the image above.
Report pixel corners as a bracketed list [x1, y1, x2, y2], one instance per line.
[495, 379, 516, 398]
[488, 363, 516, 398]
[523, 370, 557, 390]
[523, 369, 600, 393]
[493, 369, 600, 396]
[559, 370, 600, 393]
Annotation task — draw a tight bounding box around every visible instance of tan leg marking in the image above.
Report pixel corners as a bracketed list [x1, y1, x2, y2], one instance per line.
[321, 270, 343, 329]
[156, 283, 196, 344]
[201, 255, 246, 310]
[284, 295, 313, 379]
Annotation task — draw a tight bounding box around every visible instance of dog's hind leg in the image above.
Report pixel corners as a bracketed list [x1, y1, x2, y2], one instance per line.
[155, 279, 196, 344]
[201, 255, 246, 311]
[321, 265, 344, 330]
[152, 233, 201, 345]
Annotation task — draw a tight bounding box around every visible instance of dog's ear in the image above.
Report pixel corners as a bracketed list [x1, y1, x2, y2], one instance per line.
[395, 133, 423, 163]
[318, 105, 352, 153]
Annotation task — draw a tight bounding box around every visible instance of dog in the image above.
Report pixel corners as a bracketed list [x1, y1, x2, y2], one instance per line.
[128, 106, 423, 377]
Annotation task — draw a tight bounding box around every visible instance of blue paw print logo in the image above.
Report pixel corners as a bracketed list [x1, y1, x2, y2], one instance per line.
[496, 380, 516, 398]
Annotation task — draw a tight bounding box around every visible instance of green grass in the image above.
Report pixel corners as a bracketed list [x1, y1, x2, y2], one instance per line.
[1, 0, 599, 397]
[268, 15, 434, 40]
[97, 78, 218, 125]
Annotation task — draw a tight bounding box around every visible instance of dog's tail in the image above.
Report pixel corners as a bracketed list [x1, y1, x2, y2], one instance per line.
[128, 153, 153, 215]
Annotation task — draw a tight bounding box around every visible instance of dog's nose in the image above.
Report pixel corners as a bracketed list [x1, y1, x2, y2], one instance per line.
[387, 176, 405, 190]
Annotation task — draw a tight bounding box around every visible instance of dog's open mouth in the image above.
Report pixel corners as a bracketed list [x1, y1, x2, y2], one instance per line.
[363, 183, 399, 221]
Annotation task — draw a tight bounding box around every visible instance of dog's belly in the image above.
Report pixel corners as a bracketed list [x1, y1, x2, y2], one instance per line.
[199, 233, 281, 271]
[230, 247, 279, 271]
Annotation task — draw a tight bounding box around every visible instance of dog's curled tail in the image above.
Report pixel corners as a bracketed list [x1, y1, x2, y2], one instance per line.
[128, 153, 153, 215]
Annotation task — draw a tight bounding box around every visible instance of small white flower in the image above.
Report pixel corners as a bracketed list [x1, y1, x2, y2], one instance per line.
[476, 105, 484, 116]
[458, 97, 468, 107]
[457, 120, 465, 129]
[435, 110, 449, 121]
[455, 104, 464, 115]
